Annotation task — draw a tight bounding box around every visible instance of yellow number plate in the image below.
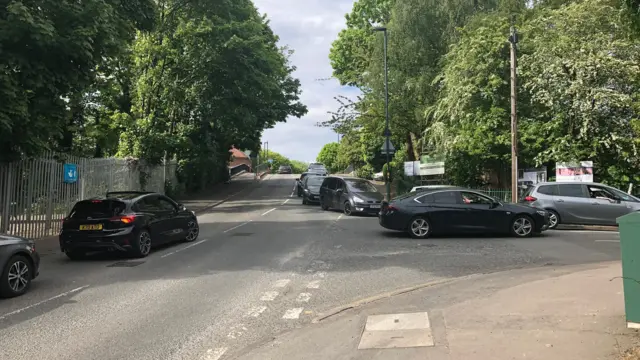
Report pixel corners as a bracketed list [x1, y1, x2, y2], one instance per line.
[79, 224, 103, 231]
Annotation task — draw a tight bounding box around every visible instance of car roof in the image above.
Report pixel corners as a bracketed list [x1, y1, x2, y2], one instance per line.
[325, 176, 366, 181]
[535, 182, 604, 186]
[105, 191, 157, 201]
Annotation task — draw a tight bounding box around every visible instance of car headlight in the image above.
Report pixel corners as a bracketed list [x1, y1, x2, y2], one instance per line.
[353, 196, 365, 203]
[536, 210, 546, 216]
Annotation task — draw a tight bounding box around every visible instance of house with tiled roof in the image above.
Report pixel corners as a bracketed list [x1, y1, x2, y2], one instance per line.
[229, 146, 252, 175]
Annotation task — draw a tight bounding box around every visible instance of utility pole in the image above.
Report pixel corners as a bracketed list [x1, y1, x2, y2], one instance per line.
[509, 24, 519, 203]
[374, 26, 392, 202]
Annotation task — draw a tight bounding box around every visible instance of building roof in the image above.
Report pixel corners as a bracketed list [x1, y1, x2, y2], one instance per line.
[229, 147, 249, 159]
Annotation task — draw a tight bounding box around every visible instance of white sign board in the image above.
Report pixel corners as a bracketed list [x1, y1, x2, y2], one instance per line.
[415, 160, 445, 176]
[404, 162, 416, 176]
[556, 161, 593, 182]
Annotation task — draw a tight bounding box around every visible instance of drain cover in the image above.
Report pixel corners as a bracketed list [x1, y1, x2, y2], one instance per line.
[107, 261, 146, 268]
[232, 232, 253, 237]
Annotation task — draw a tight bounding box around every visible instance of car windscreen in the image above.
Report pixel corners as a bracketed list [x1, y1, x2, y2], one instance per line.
[307, 176, 324, 186]
[69, 200, 126, 219]
[346, 180, 378, 192]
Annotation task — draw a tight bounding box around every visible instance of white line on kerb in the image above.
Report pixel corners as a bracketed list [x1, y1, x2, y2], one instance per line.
[260, 291, 279, 301]
[0, 285, 90, 320]
[223, 220, 252, 233]
[204, 347, 228, 360]
[282, 307, 304, 319]
[261, 207, 277, 216]
[282, 199, 290, 205]
[306, 280, 321, 289]
[296, 293, 312, 303]
[337, 214, 343, 220]
[246, 306, 267, 317]
[274, 279, 291, 288]
[161, 239, 207, 258]
[595, 239, 620, 243]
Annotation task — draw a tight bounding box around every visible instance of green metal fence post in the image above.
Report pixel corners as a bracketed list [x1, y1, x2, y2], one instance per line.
[617, 212, 640, 328]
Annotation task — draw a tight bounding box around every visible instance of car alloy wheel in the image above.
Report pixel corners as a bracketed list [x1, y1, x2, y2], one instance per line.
[512, 216, 533, 237]
[409, 217, 430, 238]
[138, 230, 152, 256]
[547, 210, 559, 229]
[0, 255, 32, 298]
[343, 202, 352, 216]
[185, 220, 199, 242]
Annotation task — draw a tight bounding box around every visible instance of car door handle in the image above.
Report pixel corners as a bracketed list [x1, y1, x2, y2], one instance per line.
[556, 199, 564, 202]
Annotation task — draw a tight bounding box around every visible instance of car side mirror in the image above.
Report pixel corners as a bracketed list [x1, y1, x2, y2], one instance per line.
[490, 201, 500, 209]
[177, 203, 186, 210]
[337, 189, 343, 194]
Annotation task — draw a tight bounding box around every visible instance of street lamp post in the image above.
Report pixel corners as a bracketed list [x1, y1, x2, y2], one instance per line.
[374, 26, 391, 201]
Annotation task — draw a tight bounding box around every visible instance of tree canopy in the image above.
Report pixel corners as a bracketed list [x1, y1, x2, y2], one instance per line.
[327, 0, 640, 189]
[1, 0, 306, 192]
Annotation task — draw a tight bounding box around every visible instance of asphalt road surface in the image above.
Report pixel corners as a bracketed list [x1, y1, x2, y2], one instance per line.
[0, 174, 621, 360]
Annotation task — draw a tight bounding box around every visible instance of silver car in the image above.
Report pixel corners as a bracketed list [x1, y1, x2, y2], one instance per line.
[520, 182, 640, 228]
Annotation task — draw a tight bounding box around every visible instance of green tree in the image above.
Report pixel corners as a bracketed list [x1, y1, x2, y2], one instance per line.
[316, 142, 340, 173]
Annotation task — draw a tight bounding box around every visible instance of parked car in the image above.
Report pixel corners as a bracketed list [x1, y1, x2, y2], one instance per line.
[278, 165, 292, 174]
[59, 191, 199, 259]
[302, 175, 325, 205]
[520, 182, 640, 229]
[379, 187, 549, 239]
[0, 233, 40, 298]
[296, 172, 326, 196]
[410, 185, 455, 193]
[319, 176, 383, 216]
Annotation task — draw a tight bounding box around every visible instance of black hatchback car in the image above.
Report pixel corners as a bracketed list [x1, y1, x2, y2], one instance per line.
[379, 187, 549, 238]
[301, 175, 325, 205]
[319, 176, 384, 215]
[0, 234, 40, 298]
[60, 191, 199, 259]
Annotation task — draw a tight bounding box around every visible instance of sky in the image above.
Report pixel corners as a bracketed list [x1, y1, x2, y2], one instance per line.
[253, 0, 358, 163]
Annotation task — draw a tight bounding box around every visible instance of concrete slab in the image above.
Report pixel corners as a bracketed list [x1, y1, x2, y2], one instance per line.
[358, 312, 434, 349]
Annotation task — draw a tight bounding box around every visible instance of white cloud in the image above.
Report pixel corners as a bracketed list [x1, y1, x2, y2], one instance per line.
[253, 0, 359, 163]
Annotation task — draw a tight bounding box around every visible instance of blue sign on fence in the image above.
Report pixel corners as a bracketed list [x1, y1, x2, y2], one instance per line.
[63, 163, 78, 183]
[268, 159, 274, 163]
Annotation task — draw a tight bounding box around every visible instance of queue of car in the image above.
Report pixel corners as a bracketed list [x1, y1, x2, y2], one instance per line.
[297, 173, 637, 240]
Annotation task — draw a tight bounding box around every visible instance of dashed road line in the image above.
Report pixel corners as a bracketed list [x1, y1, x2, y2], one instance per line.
[337, 214, 343, 220]
[260, 291, 279, 301]
[274, 279, 291, 288]
[306, 280, 321, 289]
[246, 306, 267, 317]
[204, 347, 228, 360]
[296, 293, 312, 303]
[282, 199, 290, 205]
[595, 239, 620, 243]
[161, 239, 207, 258]
[313, 271, 326, 278]
[283, 308, 304, 319]
[223, 220, 252, 233]
[0, 285, 90, 321]
[261, 207, 277, 216]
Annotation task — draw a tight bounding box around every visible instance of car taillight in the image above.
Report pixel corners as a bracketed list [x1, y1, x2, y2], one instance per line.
[386, 205, 398, 212]
[91, 200, 102, 203]
[111, 215, 136, 224]
[524, 196, 537, 202]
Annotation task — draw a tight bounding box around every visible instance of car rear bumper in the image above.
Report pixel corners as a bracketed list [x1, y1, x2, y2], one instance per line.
[60, 228, 136, 253]
[378, 214, 405, 230]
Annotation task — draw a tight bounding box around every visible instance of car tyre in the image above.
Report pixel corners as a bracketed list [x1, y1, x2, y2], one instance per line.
[302, 197, 308, 205]
[320, 198, 329, 211]
[0, 255, 33, 298]
[343, 202, 353, 216]
[511, 215, 534, 238]
[547, 210, 560, 229]
[408, 216, 431, 239]
[184, 219, 199, 242]
[131, 229, 152, 258]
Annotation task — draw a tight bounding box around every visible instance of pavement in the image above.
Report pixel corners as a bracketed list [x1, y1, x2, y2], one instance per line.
[0, 174, 629, 360]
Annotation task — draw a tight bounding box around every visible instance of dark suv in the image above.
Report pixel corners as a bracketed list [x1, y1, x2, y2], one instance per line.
[59, 191, 199, 259]
[278, 165, 292, 174]
[319, 176, 384, 216]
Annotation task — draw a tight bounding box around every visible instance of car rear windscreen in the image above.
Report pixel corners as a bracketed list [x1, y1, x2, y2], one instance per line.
[69, 200, 126, 219]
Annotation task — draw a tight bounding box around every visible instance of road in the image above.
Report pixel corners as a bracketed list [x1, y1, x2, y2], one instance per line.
[0, 174, 621, 360]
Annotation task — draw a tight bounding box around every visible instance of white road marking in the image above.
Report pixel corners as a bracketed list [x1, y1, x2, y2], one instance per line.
[246, 306, 267, 317]
[161, 239, 207, 258]
[227, 325, 247, 339]
[595, 239, 620, 243]
[551, 230, 618, 234]
[282, 199, 290, 205]
[313, 271, 326, 278]
[204, 347, 228, 360]
[296, 293, 312, 303]
[306, 280, 321, 289]
[223, 220, 252, 233]
[274, 279, 291, 288]
[337, 214, 343, 220]
[260, 291, 279, 301]
[261, 207, 277, 216]
[0, 285, 89, 320]
[282, 307, 304, 319]
[335, 245, 342, 249]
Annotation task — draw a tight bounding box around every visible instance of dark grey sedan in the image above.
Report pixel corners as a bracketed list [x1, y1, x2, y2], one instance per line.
[0, 233, 40, 298]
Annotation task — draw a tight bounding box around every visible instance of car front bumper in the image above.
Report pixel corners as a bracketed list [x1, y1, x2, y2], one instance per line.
[304, 193, 320, 203]
[352, 203, 382, 215]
